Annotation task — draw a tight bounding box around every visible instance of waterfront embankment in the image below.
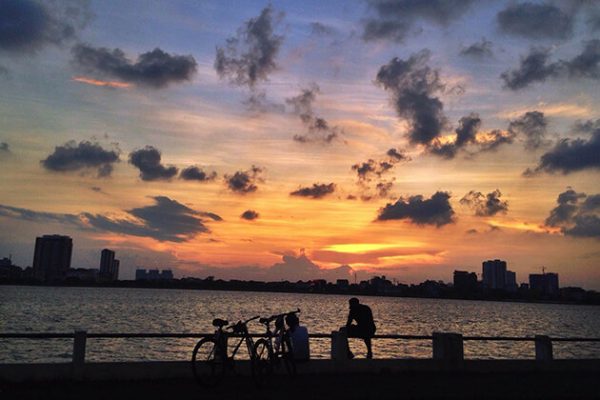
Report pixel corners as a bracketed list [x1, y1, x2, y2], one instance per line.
[2, 359, 599, 399]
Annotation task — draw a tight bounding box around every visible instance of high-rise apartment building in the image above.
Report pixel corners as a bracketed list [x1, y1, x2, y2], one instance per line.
[99, 249, 119, 281]
[482, 259, 507, 290]
[32, 235, 73, 282]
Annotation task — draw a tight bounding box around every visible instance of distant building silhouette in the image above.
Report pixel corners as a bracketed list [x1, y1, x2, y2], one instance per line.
[32, 235, 72, 282]
[99, 249, 119, 281]
[336, 279, 349, 289]
[482, 259, 517, 291]
[135, 268, 173, 281]
[453, 270, 477, 293]
[505, 270, 517, 292]
[482, 259, 507, 290]
[529, 272, 559, 296]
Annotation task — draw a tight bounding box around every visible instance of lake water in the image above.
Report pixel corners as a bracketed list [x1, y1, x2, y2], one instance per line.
[1, 285, 599, 362]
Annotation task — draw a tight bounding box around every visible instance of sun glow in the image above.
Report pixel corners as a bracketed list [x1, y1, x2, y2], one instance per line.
[323, 242, 424, 253]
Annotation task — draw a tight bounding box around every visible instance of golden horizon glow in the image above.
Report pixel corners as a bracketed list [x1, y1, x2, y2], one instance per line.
[322, 242, 425, 253]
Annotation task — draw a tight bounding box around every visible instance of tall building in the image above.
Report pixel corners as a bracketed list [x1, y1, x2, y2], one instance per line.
[482, 259, 507, 290]
[32, 235, 73, 282]
[505, 270, 517, 292]
[99, 249, 119, 281]
[111, 259, 120, 281]
[529, 272, 559, 296]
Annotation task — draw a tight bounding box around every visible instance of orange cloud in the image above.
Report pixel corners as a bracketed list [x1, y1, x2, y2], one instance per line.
[72, 76, 132, 89]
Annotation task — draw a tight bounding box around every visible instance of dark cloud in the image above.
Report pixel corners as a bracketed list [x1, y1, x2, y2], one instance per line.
[215, 6, 283, 89]
[286, 84, 342, 144]
[478, 129, 516, 152]
[502, 40, 600, 90]
[0, 0, 90, 53]
[508, 111, 549, 150]
[224, 166, 264, 194]
[545, 188, 584, 226]
[430, 113, 481, 159]
[0, 196, 220, 242]
[41, 140, 120, 178]
[129, 146, 178, 181]
[460, 189, 508, 217]
[567, 39, 600, 79]
[573, 118, 600, 134]
[352, 159, 394, 181]
[460, 39, 494, 59]
[351, 148, 408, 200]
[363, 0, 475, 42]
[241, 210, 259, 220]
[588, 10, 600, 32]
[180, 166, 217, 182]
[525, 129, 600, 175]
[363, 20, 411, 43]
[501, 47, 560, 90]
[545, 188, 600, 238]
[376, 191, 455, 227]
[290, 183, 336, 199]
[352, 148, 408, 181]
[71, 44, 197, 88]
[0, 204, 82, 226]
[242, 90, 285, 114]
[497, 2, 574, 40]
[376, 50, 447, 145]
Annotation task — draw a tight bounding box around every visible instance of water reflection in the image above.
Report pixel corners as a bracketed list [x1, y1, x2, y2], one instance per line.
[1, 286, 599, 362]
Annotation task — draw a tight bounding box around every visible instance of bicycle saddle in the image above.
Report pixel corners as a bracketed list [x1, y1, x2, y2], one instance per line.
[212, 318, 228, 328]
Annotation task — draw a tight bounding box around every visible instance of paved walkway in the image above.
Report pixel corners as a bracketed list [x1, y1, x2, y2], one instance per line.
[2, 370, 599, 400]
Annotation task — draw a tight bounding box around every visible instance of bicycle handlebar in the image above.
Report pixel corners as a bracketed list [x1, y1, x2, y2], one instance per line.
[259, 308, 301, 324]
[225, 315, 260, 331]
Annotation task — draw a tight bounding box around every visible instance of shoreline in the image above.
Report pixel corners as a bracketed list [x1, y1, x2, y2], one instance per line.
[2, 282, 599, 306]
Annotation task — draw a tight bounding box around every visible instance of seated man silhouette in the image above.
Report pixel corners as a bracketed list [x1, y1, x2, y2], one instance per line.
[343, 297, 376, 359]
[285, 312, 310, 361]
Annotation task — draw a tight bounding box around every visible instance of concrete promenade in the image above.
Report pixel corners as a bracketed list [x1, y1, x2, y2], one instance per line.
[2, 359, 600, 399]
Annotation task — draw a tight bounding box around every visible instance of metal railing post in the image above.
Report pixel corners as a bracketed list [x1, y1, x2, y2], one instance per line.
[535, 335, 553, 361]
[72, 330, 87, 379]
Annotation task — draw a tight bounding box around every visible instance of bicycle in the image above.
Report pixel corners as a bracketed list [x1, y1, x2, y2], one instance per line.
[252, 309, 300, 386]
[191, 315, 260, 387]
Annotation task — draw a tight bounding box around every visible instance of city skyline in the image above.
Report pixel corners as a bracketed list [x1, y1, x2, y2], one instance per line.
[1, 1, 599, 289]
[3, 234, 575, 293]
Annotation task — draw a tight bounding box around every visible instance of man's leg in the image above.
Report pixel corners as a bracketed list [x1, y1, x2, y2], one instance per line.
[364, 337, 373, 359]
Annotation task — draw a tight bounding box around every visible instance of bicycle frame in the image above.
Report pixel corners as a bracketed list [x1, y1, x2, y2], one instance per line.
[215, 315, 260, 362]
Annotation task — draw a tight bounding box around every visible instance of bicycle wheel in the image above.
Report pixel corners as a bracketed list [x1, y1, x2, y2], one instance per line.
[281, 337, 297, 377]
[251, 338, 273, 387]
[191, 337, 225, 387]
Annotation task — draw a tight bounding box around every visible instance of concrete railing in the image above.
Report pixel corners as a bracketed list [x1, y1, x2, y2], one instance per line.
[2, 331, 599, 368]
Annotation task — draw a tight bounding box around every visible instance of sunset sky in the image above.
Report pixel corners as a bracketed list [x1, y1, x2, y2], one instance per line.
[1, 0, 599, 288]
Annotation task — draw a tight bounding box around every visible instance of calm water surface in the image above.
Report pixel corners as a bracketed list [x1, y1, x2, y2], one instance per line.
[1, 286, 599, 362]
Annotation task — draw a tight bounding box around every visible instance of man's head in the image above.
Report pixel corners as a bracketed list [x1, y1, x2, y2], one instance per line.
[285, 312, 299, 329]
[349, 297, 360, 308]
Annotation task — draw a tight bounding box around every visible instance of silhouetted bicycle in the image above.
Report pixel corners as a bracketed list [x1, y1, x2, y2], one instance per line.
[252, 309, 300, 386]
[191, 315, 260, 387]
